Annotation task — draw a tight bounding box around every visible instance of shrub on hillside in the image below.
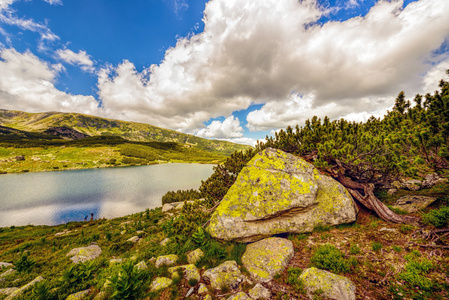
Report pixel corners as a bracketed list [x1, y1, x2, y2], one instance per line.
[161, 189, 201, 204]
[422, 206, 449, 227]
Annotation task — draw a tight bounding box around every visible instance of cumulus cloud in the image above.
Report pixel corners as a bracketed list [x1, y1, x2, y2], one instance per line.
[43, 0, 62, 5]
[96, 0, 449, 137]
[56, 49, 95, 72]
[0, 48, 99, 114]
[196, 116, 244, 139]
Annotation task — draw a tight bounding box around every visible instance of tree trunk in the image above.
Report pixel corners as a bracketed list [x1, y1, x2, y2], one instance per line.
[333, 171, 419, 224]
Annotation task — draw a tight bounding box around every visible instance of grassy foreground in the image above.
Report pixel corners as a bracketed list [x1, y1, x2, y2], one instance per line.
[0, 184, 448, 299]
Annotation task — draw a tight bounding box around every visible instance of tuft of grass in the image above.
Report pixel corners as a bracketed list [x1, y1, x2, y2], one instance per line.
[372, 241, 383, 252]
[392, 245, 402, 253]
[349, 244, 361, 255]
[399, 224, 415, 234]
[314, 224, 331, 232]
[422, 206, 449, 228]
[310, 244, 356, 274]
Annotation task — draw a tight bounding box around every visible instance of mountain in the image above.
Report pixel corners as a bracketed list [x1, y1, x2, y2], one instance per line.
[0, 109, 249, 155]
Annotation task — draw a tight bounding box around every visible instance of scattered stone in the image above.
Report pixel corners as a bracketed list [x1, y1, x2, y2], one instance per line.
[402, 179, 422, 191]
[55, 230, 71, 237]
[5, 276, 44, 300]
[150, 277, 172, 292]
[227, 292, 251, 300]
[0, 262, 13, 269]
[0, 288, 19, 296]
[109, 258, 123, 265]
[187, 248, 204, 265]
[176, 202, 185, 210]
[186, 287, 195, 297]
[136, 230, 145, 235]
[242, 237, 294, 282]
[66, 245, 102, 264]
[155, 254, 178, 268]
[387, 188, 397, 195]
[160, 238, 171, 246]
[127, 236, 140, 243]
[392, 195, 437, 213]
[149, 257, 156, 265]
[66, 289, 91, 300]
[120, 221, 131, 227]
[92, 291, 108, 300]
[168, 264, 200, 283]
[203, 261, 246, 291]
[207, 148, 357, 242]
[379, 227, 398, 233]
[422, 173, 448, 188]
[198, 283, 208, 294]
[162, 203, 175, 213]
[248, 283, 271, 299]
[203, 295, 213, 300]
[0, 268, 17, 279]
[135, 261, 147, 270]
[120, 230, 126, 235]
[300, 267, 356, 300]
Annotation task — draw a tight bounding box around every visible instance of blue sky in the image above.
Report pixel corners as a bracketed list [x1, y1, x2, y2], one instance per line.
[0, 0, 448, 145]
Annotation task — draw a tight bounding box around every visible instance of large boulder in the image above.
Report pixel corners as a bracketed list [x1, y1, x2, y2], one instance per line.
[392, 195, 437, 213]
[66, 245, 102, 264]
[207, 148, 357, 242]
[300, 267, 356, 300]
[242, 237, 294, 282]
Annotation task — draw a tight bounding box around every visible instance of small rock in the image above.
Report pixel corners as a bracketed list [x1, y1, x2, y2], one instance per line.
[0, 288, 19, 296]
[422, 173, 448, 188]
[5, 276, 44, 300]
[149, 257, 156, 265]
[198, 283, 208, 294]
[186, 287, 195, 297]
[162, 203, 175, 213]
[0, 268, 17, 279]
[120, 230, 126, 235]
[379, 227, 398, 233]
[387, 189, 397, 195]
[66, 245, 102, 264]
[0, 262, 13, 269]
[127, 236, 140, 243]
[66, 289, 90, 300]
[175, 202, 185, 210]
[168, 264, 200, 282]
[150, 277, 172, 292]
[92, 291, 108, 300]
[242, 237, 294, 282]
[55, 230, 71, 237]
[248, 283, 271, 299]
[392, 195, 437, 213]
[187, 248, 204, 265]
[136, 230, 145, 235]
[402, 179, 422, 191]
[160, 238, 171, 246]
[203, 261, 246, 291]
[109, 258, 123, 265]
[135, 261, 147, 270]
[155, 254, 178, 268]
[300, 267, 355, 300]
[203, 295, 213, 300]
[227, 292, 251, 300]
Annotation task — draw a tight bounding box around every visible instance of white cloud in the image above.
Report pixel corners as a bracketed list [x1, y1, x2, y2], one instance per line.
[196, 116, 244, 139]
[0, 48, 99, 114]
[56, 49, 95, 72]
[43, 0, 62, 5]
[96, 0, 449, 137]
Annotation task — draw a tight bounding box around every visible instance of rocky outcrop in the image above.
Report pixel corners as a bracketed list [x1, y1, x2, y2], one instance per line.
[248, 283, 271, 299]
[300, 267, 356, 300]
[203, 261, 246, 291]
[242, 237, 294, 282]
[67, 245, 102, 264]
[392, 196, 437, 213]
[207, 148, 357, 242]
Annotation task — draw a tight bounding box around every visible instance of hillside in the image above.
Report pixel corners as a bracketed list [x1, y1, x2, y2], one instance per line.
[0, 109, 248, 155]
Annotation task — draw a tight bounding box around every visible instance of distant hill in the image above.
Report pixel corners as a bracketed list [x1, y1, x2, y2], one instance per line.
[0, 109, 249, 155]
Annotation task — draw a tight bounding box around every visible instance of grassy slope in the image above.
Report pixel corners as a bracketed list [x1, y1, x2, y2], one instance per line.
[0, 184, 448, 299]
[0, 109, 248, 155]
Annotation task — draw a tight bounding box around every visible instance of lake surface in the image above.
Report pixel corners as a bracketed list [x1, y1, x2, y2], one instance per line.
[0, 163, 214, 227]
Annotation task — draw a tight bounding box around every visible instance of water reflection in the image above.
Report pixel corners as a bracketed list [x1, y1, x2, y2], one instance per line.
[0, 163, 214, 227]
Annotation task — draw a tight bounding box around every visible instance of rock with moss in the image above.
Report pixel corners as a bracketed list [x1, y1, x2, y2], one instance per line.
[168, 264, 200, 282]
[0, 268, 16, 279]
[134, 261, 147, 270]
[155, 254, 178, 268]
[198, 283, 209, 294]
[66, 245, 102, 264]
[0, 288, 19, 296]
[248, 283, 271, 299]
[207, 148, 357, 242]
[227, 292, 251, 300]
[392, 196, 437, 213]
[203, 261, 246, 291]
[187, 248, 204, 265]
[92, 291, 108, 300]
[66, 289, 91, 300]
[242, 237, 294, 282]
[127, 236, 140, 243]
[300, 267, 355, 300]
[150, 277, 173, 292]
[203, 295, 213, 300]
[5, 276, 44, 300]
[0, 262, 13, 269]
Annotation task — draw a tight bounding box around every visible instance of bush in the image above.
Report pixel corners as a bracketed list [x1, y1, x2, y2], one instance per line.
[161, 189, 201, 205]
[60, 261, 96, 293]
[349, 244, 360, 255]
[14, 252, 35, 272]
[422, 206, 449, 227]
[372, 242, 383, 252]
[310, 244, 354, 273]
[398, 251, 434, 290]
[108, 260, 148, 300]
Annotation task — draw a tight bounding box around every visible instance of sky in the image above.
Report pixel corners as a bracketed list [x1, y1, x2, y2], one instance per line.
[0, 0, 448, 146]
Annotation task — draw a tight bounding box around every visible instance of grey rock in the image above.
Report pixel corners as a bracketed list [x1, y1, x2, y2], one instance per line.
[203, 261, 245, 291]
[392, 195, 437, 213]
[187, 248, 204, 265]
[387, 188, 397, 195]
[242, 237, 294, 282]
[66, 245, 102, 264]
[186, 287, 195, 297]
[160, 238, 171, 246]
[92, 291, 108, 300]
[402, 179, 422, 191]
[162, 203, 175, 213]
[198, 283, 208, 294]
[300, 267, 355, 300]
[135, 261, 148, 270]
[248, 283, 271, 299]
[207, 148, 357, 242]
[0, 262, 13, 269]
[0, 288, 19, 296]
[155, 254, 178, 268]
[168, 264, 200, 282]
[0, 268, 17, 279]
[66, 289, 90, 300]
[127, 236, 140, 243]
[227, 292, 251, 300]
[150, 277, 172, 292]
[5, 276, 44, 300]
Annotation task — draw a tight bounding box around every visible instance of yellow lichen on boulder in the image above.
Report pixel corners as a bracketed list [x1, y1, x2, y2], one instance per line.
[207, 148, 357, 242]
[300, 267, 356, 300]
